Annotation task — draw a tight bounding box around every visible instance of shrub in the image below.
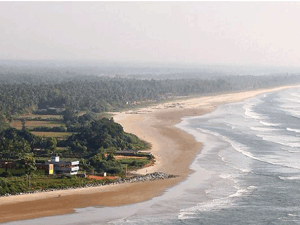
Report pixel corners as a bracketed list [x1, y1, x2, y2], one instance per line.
[0, 171, 12, 178]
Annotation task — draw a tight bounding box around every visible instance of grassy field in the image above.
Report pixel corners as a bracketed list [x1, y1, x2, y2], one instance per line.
[10, 120, 63, 129]
[114, 155, 148, 160]
[9, 113, 70, 138]
[31, 132, 73, 138]
[117, 157, 152, 170]
[96, 112, 113, 119]
[18, 113, 62, 120]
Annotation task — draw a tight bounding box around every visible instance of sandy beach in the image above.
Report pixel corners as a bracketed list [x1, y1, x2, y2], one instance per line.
[0, 85, 299, 223]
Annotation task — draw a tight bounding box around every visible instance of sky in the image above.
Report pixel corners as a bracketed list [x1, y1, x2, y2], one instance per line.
[1, 1, 300, 68]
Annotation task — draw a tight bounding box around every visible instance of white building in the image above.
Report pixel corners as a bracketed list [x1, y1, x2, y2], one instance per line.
[47, 156, 79, 175]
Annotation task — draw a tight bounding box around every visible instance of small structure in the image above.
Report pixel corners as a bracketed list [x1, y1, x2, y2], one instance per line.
[0, 161, 16, 170]
[46, 156, 79, 175]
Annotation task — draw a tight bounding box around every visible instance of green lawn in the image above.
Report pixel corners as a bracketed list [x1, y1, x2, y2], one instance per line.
[31, 132, 73, 138]
[117, 158, 151, 170]
[10, 120, 63, 130]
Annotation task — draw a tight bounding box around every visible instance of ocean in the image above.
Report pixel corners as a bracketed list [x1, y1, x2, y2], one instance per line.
[7, 87, 300, 225]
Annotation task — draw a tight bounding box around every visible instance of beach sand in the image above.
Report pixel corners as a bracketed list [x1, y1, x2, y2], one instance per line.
[0, 85, 298, 223]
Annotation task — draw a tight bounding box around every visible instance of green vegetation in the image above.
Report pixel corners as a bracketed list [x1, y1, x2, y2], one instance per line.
[1, 71, 299, 196]
[118, 158, 152, 170]
[64, 116, 150, 174]
[0, 110, 151, 195]
[32, 126, 67, 132]
[10, 120, 62, 129]
[0, 176, 113, 195]
[0, 74, 299, 118]
[65, 117, 149, 156]
[31, 132, 73, 138]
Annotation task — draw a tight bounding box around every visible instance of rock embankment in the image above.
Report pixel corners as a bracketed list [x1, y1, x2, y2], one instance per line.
[118, 172, 177, 184]
[0, 172, 178, 197]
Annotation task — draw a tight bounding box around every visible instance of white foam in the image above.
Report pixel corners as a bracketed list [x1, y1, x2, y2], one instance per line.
[247, 186, 258, 190]
[291, 93, 300, 99]
[282, 108, 300, 118]
[279, 103, 300, 109]
[243, 103, 264, 120]
[219, 173, 233, 179]
[198, 128, 254, 159]
[218, 152, 228, 164]
[238, 168, 251, 173]
[178, 196, 234, 219]
[278, 97, 300, 105]
[251, 127, 279, 132]
[178, 185, 254, 219]
[284, 147, 300, 153]
[278, 176, 300, 181]
[287, 128, 300, 134]
[256, 134, 300, 148]
[259, 121, 281, 127]
[218, 152, 251, 173]
[197, 128, 300, 171]
[229, 188, 249, 198]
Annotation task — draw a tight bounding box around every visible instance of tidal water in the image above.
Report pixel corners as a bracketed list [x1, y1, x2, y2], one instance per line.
[7, 87, 300, 225]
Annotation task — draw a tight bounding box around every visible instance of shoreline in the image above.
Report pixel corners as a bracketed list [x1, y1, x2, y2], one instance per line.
[0, 85, 299, 223]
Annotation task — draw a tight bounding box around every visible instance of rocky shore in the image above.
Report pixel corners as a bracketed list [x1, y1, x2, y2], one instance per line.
[0, 172, 178, 198]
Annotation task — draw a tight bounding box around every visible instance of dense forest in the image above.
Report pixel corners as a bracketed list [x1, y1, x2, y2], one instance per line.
[0, 73, 300, 118]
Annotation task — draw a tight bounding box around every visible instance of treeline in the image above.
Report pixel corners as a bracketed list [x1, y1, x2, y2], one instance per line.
[0, 74, 300, 117]
[0, 128, 57, 159]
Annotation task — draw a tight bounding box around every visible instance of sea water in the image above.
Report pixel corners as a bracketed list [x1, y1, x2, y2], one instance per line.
[7, 87, 300, 225]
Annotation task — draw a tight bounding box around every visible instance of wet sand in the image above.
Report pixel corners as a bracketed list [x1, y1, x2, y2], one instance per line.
[0, 85, 298, 223]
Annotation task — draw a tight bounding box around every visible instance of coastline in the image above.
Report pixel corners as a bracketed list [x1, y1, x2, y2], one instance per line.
[0, 85, 299, 223]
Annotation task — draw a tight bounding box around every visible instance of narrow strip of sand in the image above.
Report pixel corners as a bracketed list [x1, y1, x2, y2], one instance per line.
[0, 85, 298, 223]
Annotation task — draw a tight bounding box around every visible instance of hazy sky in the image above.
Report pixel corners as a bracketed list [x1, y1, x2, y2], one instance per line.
[1, 2, 300, 67]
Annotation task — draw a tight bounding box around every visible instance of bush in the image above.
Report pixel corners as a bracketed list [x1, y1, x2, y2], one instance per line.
[0, 171, 12, 177]
[130, 160, 137, 166]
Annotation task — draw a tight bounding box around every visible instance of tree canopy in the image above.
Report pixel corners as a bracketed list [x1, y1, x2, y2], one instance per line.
[0, 74, 299, 117]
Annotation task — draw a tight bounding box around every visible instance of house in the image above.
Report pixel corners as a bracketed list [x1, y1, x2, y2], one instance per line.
[0, 160, 16, 170]
[45, 156, 79, 175]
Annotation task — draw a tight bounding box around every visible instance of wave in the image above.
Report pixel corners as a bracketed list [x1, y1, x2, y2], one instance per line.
[277, 97, 300, 105]
[197, 128, 300, 171]
[178, 185, 255, 219]
[198, 128, 254, 159]
[286, 128, 300, 133]
[218, 152, 251, 173]
[281, 108, 300, 119]
[250, 127, 280, 132]
[256, 134, 300, 148]
[290, 92, 300, 99]
[283, 147, 300, 153]
[279, 103, 300, 110]
[219, 173, 233, 179]
[278, 176, 300, 181]
[178, 195, 235, 219]
[259, 121, 281, 127]
[243, 103, 264, 120]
